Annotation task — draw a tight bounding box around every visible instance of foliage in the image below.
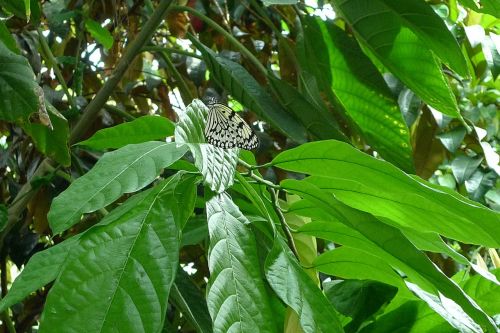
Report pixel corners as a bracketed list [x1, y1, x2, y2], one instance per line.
[0, 0, 498, 332]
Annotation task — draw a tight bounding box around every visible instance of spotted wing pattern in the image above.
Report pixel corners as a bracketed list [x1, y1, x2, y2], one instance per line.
[204, 102, 259, 150]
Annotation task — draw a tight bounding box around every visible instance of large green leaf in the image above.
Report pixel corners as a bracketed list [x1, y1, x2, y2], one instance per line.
[268, 75, 347, 142]
[302, 17, 413, 172]
[271, 140, 500, 247]
[175, 99, 239, 193]
[314, 247, 407, 290]
[22, 102, 70, 166]
[332, 0, 461, 118]
[359, 300, 456, 333]
[39, 173, 195, 333]
[0, 21, 19, 53]
[0, 41, 38, 121]
[206, 193, 275, 332]
[458, 0, 500, 17]
[324, 279, 398, 333]
[48, 141, 188, 233]
[0, 236, 80, 313]
[282, 179, 496, 332]
[1, 174, 198, 315]
[191, 38, 307, 143]
[461, 269, 500, 316]
[377, 0, 468, 76]
[265, 237, 344, 333]
[77, 115, 175, 150]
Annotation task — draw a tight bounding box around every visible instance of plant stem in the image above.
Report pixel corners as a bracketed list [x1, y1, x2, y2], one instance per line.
[37, 28, 77, 110]
[142, 45, 203, 59]
[157, 50, 194, 102]
[269, 188, 299, 259]
[172, 5, 268, 76]
[103, 104, 136, 121]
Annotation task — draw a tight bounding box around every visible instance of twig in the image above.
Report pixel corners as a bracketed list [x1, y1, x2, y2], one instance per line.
[37, 27, 77, 110]
[268, 188, 299, 259]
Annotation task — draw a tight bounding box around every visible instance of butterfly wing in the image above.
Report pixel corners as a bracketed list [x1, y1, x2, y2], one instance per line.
[205, 103, 259, 150]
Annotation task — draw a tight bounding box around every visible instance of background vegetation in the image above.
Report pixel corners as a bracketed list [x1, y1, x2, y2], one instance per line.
[0, 0, 499, 332]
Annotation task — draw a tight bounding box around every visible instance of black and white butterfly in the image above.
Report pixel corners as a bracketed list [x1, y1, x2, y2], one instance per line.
[204, 98, 259, 150]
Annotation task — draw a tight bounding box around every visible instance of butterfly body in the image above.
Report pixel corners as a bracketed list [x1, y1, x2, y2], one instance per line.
[204, 101, 259, 150]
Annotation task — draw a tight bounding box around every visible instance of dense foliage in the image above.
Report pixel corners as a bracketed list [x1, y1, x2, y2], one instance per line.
[0, 0, 499, 332]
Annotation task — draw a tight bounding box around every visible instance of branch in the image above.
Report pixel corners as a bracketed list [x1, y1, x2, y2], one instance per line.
[70, 0, 175, 144]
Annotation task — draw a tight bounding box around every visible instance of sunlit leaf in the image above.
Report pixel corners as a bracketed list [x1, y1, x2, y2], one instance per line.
[84, 19, 113, 50]
[377, 0, 468, 76]
[77, 115, 175, 150]
[333, 0, 462, 118]
[272, 140, 500, 247]
[48, 142, 188, 233]
[282, 179, 496, 332]
[302, 17, 414, 172]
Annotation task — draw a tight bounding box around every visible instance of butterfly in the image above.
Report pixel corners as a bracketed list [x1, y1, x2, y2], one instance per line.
[204, 98, 259, 150]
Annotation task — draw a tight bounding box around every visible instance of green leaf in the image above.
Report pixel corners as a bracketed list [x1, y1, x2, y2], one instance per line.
[315, 247, 407, 290]
[0, 41, 38, 121]
[405, 281, 483, 332]
[0, 0, 26, 18]
[271, 140, 500, 247]
[332, 0, 462, 118]
[170, 269, 213, 333]
[268, 75, 346, 142]
[324, 279, 398, 333]
[451, 155, 483, 184]
[39, 174, 191, 333]
[0, 236, 80, 313]
[175, 99, 239, 193]
[48, 141, 188, 233]
[302, 17, 413, 172]
[0, 21, 19, 53]
[465, 170, 497, 201]
[437, 127, 467, 153]
[376, 0, 468, 76]
[282, 179, 497, 332]
[0, 204, 6, 232]
[458, 0, 500, 17]
[461, 269, 500, 316]
[22, 102, 70, 166]
[181, 216, 208, 246]
[265, 237, 344, 333]
[206, 193, 276, 332]
[77, 115, 175, 150]
[84, 19, 113, 50]
[190, 37, 307, 143]
[359, 300, 456, 333]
